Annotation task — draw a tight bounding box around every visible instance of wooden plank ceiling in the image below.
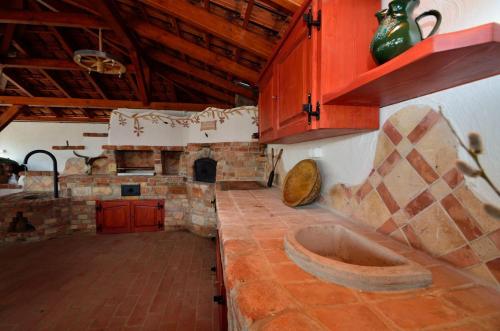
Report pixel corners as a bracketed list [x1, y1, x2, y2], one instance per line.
[0, 0, 303, 124]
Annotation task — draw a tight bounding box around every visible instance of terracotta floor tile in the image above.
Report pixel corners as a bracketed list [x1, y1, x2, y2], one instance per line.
[235, 280, 296, 322]
[0, 232, 217, 331]
[376, 296, 463, 329]
[310, 304, 391, 331]
[271, 263, 318, 283]
[476, 313, 500, 330]
[259, 311, 327, 331]
[443, 286, 500, 316]
[284, 282, 358, 306]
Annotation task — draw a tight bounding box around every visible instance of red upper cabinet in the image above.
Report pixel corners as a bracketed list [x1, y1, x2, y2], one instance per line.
[258, 70, 276, 142]
[259, 0, 381, 144]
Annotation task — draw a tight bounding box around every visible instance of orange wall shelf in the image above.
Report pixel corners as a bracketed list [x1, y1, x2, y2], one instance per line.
[323, 23, 500, 108]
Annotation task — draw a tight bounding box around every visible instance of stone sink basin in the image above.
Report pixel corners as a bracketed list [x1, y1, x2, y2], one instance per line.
[284, 224, 432, 291]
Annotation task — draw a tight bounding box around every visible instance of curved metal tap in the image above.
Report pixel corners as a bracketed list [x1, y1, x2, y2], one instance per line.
[23, 150, 59, 198]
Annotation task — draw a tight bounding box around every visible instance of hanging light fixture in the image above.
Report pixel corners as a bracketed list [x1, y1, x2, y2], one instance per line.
[73, 29, 126, 76]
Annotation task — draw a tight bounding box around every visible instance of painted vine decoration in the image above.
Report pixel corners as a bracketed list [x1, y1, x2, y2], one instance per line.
[113, 106, 258, 137]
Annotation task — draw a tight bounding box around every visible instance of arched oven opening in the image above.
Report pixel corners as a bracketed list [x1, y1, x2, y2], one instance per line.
[194, 157, 217, 183]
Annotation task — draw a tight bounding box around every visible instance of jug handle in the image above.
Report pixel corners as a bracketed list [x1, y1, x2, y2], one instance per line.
[416, 10, 442, 39]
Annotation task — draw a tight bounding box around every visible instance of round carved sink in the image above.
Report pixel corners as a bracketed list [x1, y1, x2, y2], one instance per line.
[284, 224, 432, 291]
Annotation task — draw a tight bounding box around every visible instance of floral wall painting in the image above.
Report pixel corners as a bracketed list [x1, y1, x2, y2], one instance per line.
[200, 120, 217, 131]
[108, 106, 258, 146]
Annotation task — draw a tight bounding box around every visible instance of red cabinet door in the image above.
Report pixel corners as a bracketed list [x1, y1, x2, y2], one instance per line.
[258, 71, 276, 143]
[96, 200, 164, 234]
[274, 13, 312, 139]
[131, 200, 164, 232]
[97, 200, 131, 234]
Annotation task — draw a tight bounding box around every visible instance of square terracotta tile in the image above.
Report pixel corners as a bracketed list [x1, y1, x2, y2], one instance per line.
[443, 167, 465, 189]
[489, 230, 500, 250]
[383, 159, 427, 208]
[405, 190, 435, 217]
[355, 180, 373, 202]
[407, 110, 441, 144]
[353, 190, 392, 230]
[377, 150, 402, 177]
[374, 134, 396, 169]
[406, 149, 439, 184]
[410, 204, 466, 256]
[486, 257, 500, 282]
[441, 194, 483, 241]
[470, 237, 500, 261]
[441, 245, 480, 268]
[443, 286, 500, 316]
[402, 225, 423, 250]
[388, 105, 432, 136]
[310, 304, 391, 331]
[377, 183, 400, 214]
[271, 263, 317, 283]
[259, 311, 327, 331]
[377, 218, 398, 235]
[383, 120, 403, 145]
[284, 282, 358, 306]
[376, 296, 462, 329]
[414, 118, 457, 176]
[396, 137, 414, 158]
[430, 178, 453, 201]
[454, 185, 500, 234]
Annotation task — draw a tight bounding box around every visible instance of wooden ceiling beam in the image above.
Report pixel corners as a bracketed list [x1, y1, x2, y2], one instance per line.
[0, 58, 136, 72]
[0, 9, 109, 29]
[0, 96, 230, 111]
[130, 20, 259, 83]
[0, 0, 23, 55]
[167, 72, 234, 104]
[14, 115, 109, 123]
[140, 0, 274, 58]
[0, 104, 26, 131]
[92, 1, 150, 105]
[258, 0, 303, 13]
[148, 50, 255, 99]
[1, 71, 34, 97]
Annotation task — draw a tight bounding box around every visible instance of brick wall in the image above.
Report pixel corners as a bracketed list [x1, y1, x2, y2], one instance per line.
[0, 193, 71, 242]
[60, 175, 189, 233]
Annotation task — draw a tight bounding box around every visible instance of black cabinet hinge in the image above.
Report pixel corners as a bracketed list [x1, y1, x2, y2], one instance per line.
[157, 202, 164, 210]
[213, 295, 225, 305]
[96, 203, 102, 212]
[302, 93, 320, 125]
[303, 7, 321, 38]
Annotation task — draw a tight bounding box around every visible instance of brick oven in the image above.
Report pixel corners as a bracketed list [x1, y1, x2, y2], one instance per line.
[57, 142, 266, 238]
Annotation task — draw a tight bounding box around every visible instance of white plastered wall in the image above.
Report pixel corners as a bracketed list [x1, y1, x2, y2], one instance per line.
[269, 0, 500, 205]
[0, 122, 108, 172]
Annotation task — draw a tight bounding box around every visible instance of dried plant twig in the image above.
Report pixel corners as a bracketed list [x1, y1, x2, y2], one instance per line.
[439, 108, 500, 220]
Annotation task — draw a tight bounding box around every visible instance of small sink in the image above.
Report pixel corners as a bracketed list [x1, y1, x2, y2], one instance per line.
[284, 225, 432, 291]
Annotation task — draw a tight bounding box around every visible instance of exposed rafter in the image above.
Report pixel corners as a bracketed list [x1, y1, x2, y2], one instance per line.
[92, 1, 150, 104]
[140, 0, 274, 58]
[148, 50, 254, 99]
[0, 104, 26, 131]
[0, 9, 108, 29]
[131, 20, 259, 83]
[0, 96, 230, 111]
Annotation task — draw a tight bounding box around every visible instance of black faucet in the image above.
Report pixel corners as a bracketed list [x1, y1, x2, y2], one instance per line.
[23, 150, 59, 198]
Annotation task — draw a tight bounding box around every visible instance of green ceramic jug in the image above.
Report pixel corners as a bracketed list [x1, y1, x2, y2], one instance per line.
[370, 0, 442, 64]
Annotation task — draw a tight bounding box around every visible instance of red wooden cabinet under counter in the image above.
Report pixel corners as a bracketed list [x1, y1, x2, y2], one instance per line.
[214, 231, 228, 331]
[96, 199, 165, 234]
[258, 0, 380, 144]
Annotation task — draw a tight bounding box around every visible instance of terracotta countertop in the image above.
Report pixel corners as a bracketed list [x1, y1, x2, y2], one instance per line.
[215, 188, 500, 331]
